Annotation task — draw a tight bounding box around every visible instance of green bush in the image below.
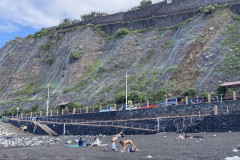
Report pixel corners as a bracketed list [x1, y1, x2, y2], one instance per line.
[162, 40, 173, 48]
[19, 82, 37, 95]
[63, 87, 70, 93]
[70, 50, 84, 59]
[216, 86, 227, 95]
[33, 28, 49, 39]
[39, 28, 48, 36]
[97, 65, 106, 74]
[230, 13, 240, 21]
[114, 28, 130, 39]
[46, 56, 55, 64]
[114, 91, 147, 104]
[180, 88, 197, 98]
[81, 11, 108, 21]
[40, 41, 52, 50]
[152, 89, 167, 101]
[140, 0, 152, 8]
[199, 5, 216, 14]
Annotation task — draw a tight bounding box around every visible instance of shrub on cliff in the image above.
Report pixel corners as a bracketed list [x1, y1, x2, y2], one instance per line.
[139, 0, 152, 8]
[70, 50, 84, 59]
[81, 11, 108, 21]
[46, 56, 55, 64]
[199, 5, 216, 14]
[114, 28, 130, 39]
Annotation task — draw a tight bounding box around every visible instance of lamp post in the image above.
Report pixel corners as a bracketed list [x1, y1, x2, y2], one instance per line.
[46, 84, 49, 116]
[17, 107, 19, 118]
[126, 70, 130, 108]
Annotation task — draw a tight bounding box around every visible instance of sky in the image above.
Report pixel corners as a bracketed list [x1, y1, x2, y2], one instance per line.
[0, 0, 162, 48]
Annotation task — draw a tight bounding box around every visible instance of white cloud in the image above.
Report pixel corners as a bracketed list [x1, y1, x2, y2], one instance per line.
[0, 0, 162, 30]
[0, 21, 20, 33]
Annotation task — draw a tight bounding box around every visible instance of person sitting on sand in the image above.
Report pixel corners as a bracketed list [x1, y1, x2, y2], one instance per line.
[119, 140, 138, 152]
[111, 132, 123, 151]
[90, 137, 100, 146]
[78, 137, 86, 147]
[178, 131, 187, 139]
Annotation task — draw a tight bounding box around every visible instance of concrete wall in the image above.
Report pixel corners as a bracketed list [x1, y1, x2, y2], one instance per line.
[101, 11, 199, 35]
[79, 12, 124, 26]
[123, 0, 238, 21]
[59, 0, 240, 34]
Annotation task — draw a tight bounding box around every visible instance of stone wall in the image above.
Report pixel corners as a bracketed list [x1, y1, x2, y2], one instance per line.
[9, 120, 156, 135]
[40, 100, 240, 121]
[10, 120, 47, 135]
[185, 113, 240, 132]
[9, 100, 240, 135]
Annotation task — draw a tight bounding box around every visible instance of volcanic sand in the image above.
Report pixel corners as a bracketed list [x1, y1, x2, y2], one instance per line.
[0, 132, 240, 160]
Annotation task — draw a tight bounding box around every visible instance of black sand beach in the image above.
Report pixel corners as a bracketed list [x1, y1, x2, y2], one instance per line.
[0, 132, 240, 160]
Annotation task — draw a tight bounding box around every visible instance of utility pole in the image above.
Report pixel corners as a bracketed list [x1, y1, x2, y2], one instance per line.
[126, 70, 130, 108]
[47, 84, 50, 116]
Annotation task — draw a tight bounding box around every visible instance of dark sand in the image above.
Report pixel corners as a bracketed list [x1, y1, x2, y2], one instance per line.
[1, 132, 240, 160]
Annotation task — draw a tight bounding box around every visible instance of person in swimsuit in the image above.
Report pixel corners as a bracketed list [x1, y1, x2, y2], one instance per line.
[119, 140, 138, 152]
[111, 132, 123, 151]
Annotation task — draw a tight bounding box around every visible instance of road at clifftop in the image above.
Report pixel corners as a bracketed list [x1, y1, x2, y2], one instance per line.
[0, 132, 240, 160]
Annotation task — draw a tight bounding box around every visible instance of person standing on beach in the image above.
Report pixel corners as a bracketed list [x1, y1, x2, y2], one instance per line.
[111, 132, 123, 151]
[119, 140, 138, 152]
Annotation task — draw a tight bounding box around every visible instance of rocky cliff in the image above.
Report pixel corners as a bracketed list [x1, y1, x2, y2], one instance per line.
[0, 7, 240, 112]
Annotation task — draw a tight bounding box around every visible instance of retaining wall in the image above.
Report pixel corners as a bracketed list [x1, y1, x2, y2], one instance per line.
[59, 0, 240, 34]
[9, 100, 240, 135]
[40, 100, 240, 121]
[9, 120, 156, 135]
[10, 120, 47, 135]
[101, 10, 199, 35]
[185, 113, 240, 132]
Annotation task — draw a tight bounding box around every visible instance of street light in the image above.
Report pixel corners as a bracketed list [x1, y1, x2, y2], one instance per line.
[46, 84, 50, 116]
[17, 107, 19, 118]
[126, 70, 130, 108]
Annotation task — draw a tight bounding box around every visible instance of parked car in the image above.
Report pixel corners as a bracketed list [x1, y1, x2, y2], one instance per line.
[158, 98, 178, 106]
[29, 117, 38, 121]
[189, 97, 206, 104]
[119, 105, 138, 111]
[100, 107, 115, 112]
[139, 104, 157, 109]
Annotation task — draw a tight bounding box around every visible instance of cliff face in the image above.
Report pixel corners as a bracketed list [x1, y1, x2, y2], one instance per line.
[0, 8, 240, 112]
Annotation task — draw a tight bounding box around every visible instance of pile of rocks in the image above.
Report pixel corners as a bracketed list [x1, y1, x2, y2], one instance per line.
[0, 127, 61, 148]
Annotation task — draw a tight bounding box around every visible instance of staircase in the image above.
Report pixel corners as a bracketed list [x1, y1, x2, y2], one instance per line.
[33, 121, 57, 136]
